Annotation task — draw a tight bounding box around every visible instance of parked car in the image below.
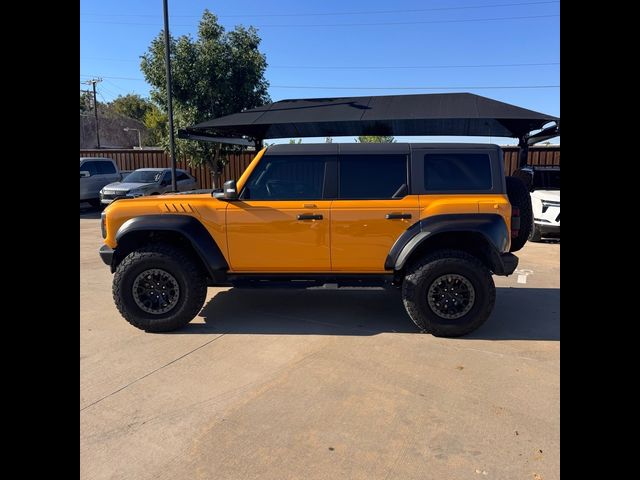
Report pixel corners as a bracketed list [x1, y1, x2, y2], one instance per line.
[525, 166, 560, 241]
[99, 168, 198, 204]
[99, 143, 531, 337]
[80, 157, 121, 207]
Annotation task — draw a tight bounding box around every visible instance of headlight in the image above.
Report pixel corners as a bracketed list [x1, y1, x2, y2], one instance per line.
[101, 211, 107, 239]
[127, 189, 145, 197]
[541, 200, 560, 213]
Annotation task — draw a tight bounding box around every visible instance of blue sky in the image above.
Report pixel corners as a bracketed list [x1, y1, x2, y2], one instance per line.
[80, 0, 559, 145]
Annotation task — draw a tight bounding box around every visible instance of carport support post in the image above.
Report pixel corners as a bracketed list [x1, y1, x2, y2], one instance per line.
[163, 0, 178, 192]
[518, 136, 530, 169]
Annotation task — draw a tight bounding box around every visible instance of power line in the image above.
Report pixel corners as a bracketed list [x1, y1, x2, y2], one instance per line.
[81, 75, 145, 81]
[269, 85, 560, 90]
[80, 58, 559, 70]
[81, 75, 560, 90]
[272, 62, 559, 70]
[81, 1, 559, 19]
[80, 14, 559, 28]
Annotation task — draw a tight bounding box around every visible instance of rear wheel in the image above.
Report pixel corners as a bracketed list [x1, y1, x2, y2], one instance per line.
[113, 243, 207, 332]
[505, 176, 533, 252]
[402, 250, 496, 337]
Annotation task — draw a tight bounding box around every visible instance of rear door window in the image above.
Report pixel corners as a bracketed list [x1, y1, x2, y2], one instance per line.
[423, 153, 492, 191]
[338, 154, 408, 199]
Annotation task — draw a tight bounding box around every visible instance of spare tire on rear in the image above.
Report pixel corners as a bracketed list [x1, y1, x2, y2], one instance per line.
[505, 176, 533, 252]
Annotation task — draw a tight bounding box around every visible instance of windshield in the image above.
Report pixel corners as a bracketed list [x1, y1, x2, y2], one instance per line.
[533, 170, 560, 190]
[122, 170, 163, 183]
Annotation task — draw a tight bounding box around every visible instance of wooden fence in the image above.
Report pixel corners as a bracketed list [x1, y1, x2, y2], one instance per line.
[80, 145, 560, 189]
[501, 146, 560, 176]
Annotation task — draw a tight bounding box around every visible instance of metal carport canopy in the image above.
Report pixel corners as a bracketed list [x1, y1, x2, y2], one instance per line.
[182, 92, 559, 141]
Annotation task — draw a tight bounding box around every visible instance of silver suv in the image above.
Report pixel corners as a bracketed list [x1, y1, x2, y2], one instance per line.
[100, 168, 198, 204]
[80, 157, 122, 207]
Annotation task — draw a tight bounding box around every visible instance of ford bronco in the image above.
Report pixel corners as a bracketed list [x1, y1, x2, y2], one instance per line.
[99, 143, 532, 336]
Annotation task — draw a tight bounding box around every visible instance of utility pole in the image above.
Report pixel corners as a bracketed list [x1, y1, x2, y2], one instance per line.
[163, 0, 178, 192]
[83, 78, 102, 148]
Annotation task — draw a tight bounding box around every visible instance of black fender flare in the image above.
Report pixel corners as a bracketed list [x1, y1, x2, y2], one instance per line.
[385, 214, 510, 271]
[115, 215, 228, 280]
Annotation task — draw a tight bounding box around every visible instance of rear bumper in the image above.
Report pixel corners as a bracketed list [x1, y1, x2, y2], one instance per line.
[99, 244, 114, 267]
[493, 252, 519, 276]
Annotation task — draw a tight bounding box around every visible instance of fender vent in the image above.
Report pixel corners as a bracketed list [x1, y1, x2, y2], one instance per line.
[163, 203, 195, 213]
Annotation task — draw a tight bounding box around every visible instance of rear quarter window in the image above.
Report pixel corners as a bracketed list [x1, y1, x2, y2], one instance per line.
[424, 153, 492, 191]
[96, 161, 117, 175]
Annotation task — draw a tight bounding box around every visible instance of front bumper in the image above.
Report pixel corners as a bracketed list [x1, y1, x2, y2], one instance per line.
[99, 244, 114, 267]
[537, 223, 560, 235]
[493, 252, 519, 276]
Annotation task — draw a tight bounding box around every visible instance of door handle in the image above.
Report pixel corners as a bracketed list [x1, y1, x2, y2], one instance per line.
[385, 213, 412, 220]
[297, 214, 323, 220]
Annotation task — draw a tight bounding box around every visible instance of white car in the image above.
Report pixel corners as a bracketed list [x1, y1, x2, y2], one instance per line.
[527, 166, 560, 241]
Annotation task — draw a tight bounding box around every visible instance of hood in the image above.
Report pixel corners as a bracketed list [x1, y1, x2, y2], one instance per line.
[102, 182, 157, 192]
[532, 190, 560, 201]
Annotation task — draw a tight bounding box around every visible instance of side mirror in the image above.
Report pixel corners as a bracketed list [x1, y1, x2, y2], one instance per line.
[80, 170, 90, 178]
[213, 180, 238, 200]
[223, 179, 239, 200]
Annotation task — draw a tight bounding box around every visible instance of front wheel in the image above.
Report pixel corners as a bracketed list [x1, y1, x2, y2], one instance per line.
[402, 250, 496, 337]
[113, 243, 207, 332]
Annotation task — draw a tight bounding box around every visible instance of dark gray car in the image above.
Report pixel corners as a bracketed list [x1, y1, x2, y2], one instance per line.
[99, 168, 198, 204]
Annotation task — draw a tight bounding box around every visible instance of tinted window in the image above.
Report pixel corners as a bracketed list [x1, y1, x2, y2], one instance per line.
[339, 155, 408, 199]
[533, 170, 560, 190]
[80, 161, 97, 176]
[424, 154, 492, 191]
[161, 171, 172, 184]
[243, 155, 328, 200]
[177, 172, 190, 181]
[96, 161, 116, 174]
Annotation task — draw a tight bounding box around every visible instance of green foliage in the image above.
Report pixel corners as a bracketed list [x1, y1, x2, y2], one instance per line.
[355, 135, 396, 143]
[288, 138, 302, 144]
[143, 104, 168, 147]
[325, 137, 333, 143]
[80, 91, 92, 112]
[140, 9, 270, 171]
[108, 94, 153, 122]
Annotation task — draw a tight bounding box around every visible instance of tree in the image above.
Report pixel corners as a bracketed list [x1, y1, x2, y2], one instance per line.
[289, 138, 302, 144]
[80, 91, 92, 113]
[140, 10, 270, 181]
[325, 137, 333, 143]
[355, 135, 396, 143]
[108, 94, 153, 122]
[143, 104, 168, 147]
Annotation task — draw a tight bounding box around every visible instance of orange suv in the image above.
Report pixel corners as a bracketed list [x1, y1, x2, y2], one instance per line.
[99, 143, 531, 336]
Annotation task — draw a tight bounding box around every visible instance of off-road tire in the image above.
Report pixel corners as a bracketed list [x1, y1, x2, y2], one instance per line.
[505, 176, 533, 252]
[113, 243, 207, 332]
[529, 221, 542, 242]
[402, 250, 496, 337]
